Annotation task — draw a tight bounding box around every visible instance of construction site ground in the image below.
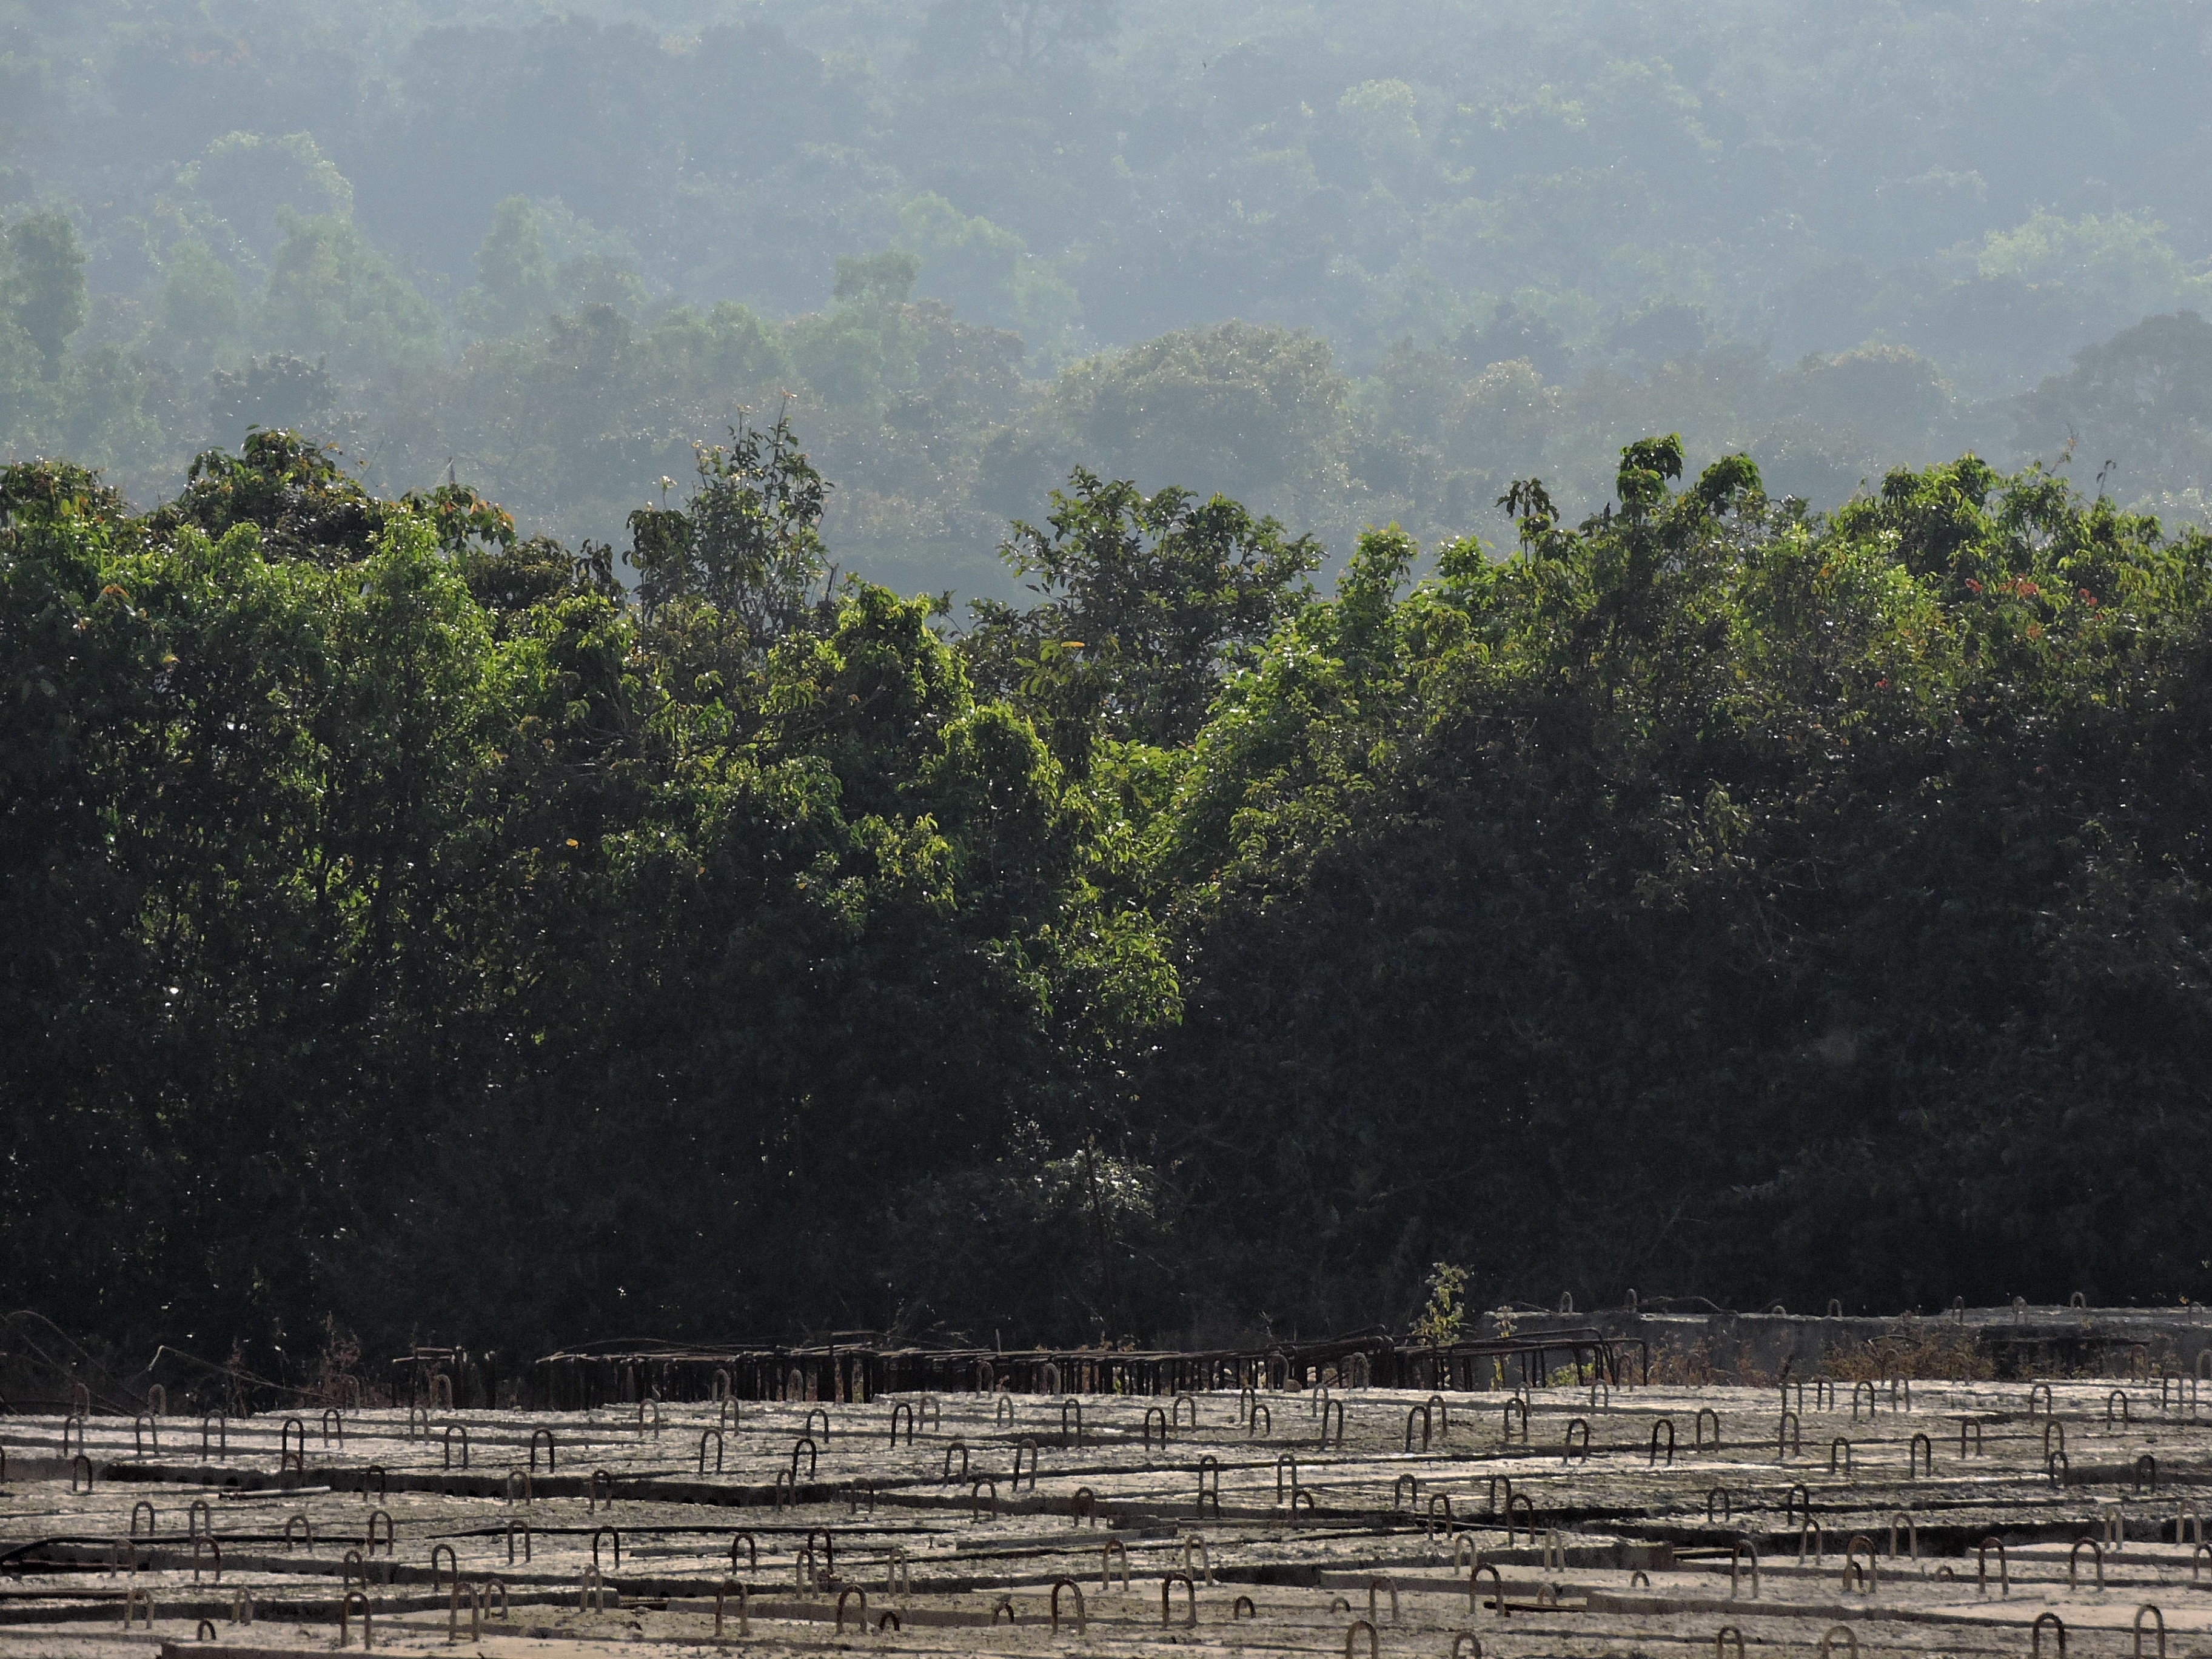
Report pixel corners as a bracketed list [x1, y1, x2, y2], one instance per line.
[5, 1363, 2210, 1659]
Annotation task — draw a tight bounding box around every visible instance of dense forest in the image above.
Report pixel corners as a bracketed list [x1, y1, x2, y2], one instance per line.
[8, 0, 2212, 600]
[8, 422, 2212, 1359]
[8, 0, 2212, 1361]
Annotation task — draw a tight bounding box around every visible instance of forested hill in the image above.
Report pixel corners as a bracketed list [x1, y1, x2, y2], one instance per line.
[7, 427, 2210, 1362]
[10, 0, 2212, 600]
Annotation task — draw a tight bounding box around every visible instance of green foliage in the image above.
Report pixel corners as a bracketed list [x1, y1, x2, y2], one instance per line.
[8, 416, 2212, 1349]
[372, 301, 802, 560]
[968, 468, 1318, 756]
[261, 210, 440, 374]
[159, 239, 243, 360]
[176, 132, 355, 263]
[19, 0, 2212, 1349]
[1050, 324, 1350, 528]
[896, 194, 1079, 352]
[1976, 210, 2211, 321]
[152, 427, 390, 561]
[2016, 312, 2212, 514]
[628, 413, 831, 643]
[1496, 477, 1557, 555]
[2, 212, 87, 368]
[16, 0, 2212, 575]
[1615, 432, 1684, 518]
[1145, 437, 2212, 1324]
[836, 252, 920, 309]
[461, 197, 552, 339]
[458, 197, 648, 339]
[0, 427, 1174, 1348]
[1412, 1262, 1468, 1345]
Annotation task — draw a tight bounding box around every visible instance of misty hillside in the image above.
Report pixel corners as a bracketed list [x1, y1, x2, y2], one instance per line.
[5, 0, 2212, 594]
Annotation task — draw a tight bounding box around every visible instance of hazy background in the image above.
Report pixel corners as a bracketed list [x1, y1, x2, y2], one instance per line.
[5, 0, 2211, 596]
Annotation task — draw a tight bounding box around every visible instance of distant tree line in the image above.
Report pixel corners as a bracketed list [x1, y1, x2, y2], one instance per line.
[14, 0, 2212, 596]
[13, 190, 2212, 611]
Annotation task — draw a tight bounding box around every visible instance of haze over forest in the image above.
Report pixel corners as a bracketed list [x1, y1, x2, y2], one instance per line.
[7, 0, 2212, 596]
[9, 1, 2212, 1362]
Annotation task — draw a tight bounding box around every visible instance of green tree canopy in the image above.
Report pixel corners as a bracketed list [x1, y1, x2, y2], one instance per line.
[967, 468, 1319, 756]
[461, 196, 554, 338]
[2, 212, 87, 369]
[261, 210, 440, 374]
[9, 418, 2212, 1355]
[626, 413, 832, 645]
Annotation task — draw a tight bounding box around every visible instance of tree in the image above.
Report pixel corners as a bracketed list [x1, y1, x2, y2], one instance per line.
[914, 0, 1119, 72]
[0, 427, 1180, 1353]
[152, 426, 386, 561]
[460, 197, 554, 338]
[177, 132, 355, 261]
[1614, 431, 1684, 518]
[1496, 476, 1557, 555]
[626, 412, 832, 643]
[967, 467, 1318, 756]
[1049, 324, 1351, 534]
[13, 416, 2212, 1351]
[205, 356, 334, 444]
[2015, 311, 2212, 499]
[260, 210, 440, 375]
[1145, 440, 2212, 1322]
[159, 239, 243, 361]
[834, 251, 919, 309]
[895, 194, 1078, 345]
[4, 212, 87, 369]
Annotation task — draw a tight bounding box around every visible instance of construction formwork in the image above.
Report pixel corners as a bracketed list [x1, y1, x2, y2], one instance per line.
[521, 1330, 1649, 1412]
